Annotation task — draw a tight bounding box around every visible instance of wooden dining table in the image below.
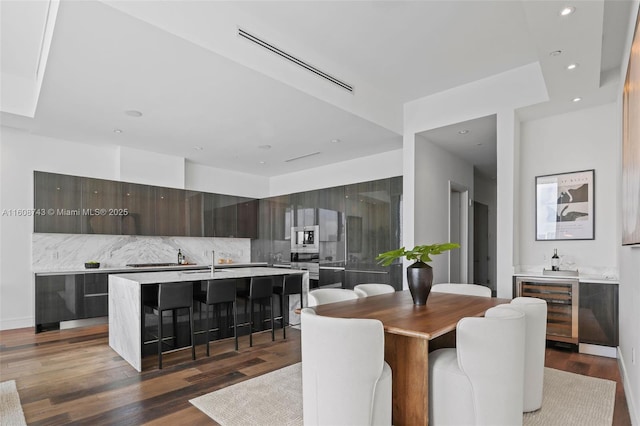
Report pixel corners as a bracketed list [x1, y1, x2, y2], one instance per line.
[312, 290, 509, 426]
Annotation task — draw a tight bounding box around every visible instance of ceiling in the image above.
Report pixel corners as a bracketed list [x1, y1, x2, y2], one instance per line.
[0, 0, 636, 178]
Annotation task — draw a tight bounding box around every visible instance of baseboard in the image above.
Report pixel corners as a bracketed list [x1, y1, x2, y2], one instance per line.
[0, 316, 33, 331]
[618, 348, 639, 426]
[579, 343, 617, 358]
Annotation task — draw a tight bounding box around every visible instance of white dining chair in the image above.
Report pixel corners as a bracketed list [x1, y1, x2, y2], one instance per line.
[494, 297, 547, 412]
[353, 283, 395, 298]
[307, 288, 360, 307]
[428, 306, 525, 425]
[431, 283, 491, 297]
[301, 308, 392, 425]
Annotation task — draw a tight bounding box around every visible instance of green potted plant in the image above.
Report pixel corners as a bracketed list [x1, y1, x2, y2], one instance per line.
[84, 260, 100, 269]
[376, 243, 460, 305]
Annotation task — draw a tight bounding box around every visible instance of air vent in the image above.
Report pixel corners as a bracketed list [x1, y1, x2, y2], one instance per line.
[285, 151, 322, 163]
[238, 28, 354, 93]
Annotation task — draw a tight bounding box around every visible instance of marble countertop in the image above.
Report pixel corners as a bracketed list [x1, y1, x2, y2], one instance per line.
[513, 272, 618, 284]
[34, 262, 269, 276]
[110, 267, 306, 285]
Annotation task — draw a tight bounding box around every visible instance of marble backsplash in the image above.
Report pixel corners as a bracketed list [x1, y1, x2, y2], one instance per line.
[32, 233, 250, 271]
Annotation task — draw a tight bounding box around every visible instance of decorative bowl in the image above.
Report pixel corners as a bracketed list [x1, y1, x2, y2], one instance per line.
[85, 262, 100, 269]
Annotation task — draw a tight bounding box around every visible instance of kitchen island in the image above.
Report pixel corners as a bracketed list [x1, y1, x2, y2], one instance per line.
[109, 267, 308, 371]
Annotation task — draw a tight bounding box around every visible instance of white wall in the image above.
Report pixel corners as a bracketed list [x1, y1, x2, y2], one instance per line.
[269, 149, 402, 197]
[118, 146, 185, 189]
[404, 62, 548, 297]
[474, 171, 497, 291]
[518, 104, 619, 276]
[617, 6, 640, 419]
[186, 161, 269, 199]
[0, 128, 119, 329]
[414, 135, 474, 284]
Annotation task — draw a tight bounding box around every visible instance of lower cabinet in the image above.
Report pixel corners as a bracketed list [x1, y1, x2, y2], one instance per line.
[579, 282, 618, 347]
[36, 273, 108, 332]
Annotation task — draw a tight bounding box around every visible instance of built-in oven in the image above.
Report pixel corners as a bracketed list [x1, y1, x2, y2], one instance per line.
[290, 251, 320, 288]
[291, 225, 319, 253]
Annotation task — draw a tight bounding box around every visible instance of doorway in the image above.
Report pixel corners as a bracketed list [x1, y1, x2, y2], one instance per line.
[449, 182, 468, 283]
[473, 201, 489, 287]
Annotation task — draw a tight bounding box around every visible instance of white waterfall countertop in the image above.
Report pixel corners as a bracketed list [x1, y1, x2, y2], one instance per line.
[108, 267, 308, 372]
[110, 266, 304, 285]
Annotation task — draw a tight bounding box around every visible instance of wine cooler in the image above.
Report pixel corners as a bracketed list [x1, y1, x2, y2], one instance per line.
[515, 276, 579, 344]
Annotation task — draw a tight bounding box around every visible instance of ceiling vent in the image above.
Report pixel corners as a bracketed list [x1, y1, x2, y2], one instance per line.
[285, 151, 322, 163]
[238, 28, 354, 93]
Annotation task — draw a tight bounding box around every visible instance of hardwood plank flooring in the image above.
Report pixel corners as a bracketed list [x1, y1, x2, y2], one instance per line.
[0, 325, 631, 425]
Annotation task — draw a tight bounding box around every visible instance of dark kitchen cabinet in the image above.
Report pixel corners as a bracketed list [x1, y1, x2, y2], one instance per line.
[36, 273, 109, 332]
[292, 191, 318, 227]
[212, 195, 258, 238]
[236, 198, 258, 238]
[121, 182, 155, 235]
[35, 275, 81, 330]
[579, 283, 619, 347]
[319, 267, 345, 288]
[213, 194, 238, 237]
[81, 273, 108, 318]
[185, 191, 204, 237]
[34, 172, 82, 233]
[155, 187, 187, 236]
[81, 178, 121, 235]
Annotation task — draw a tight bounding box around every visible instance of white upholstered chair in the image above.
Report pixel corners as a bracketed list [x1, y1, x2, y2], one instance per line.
[429, 306, 525, 425]
[301, 308, 392, 425]
[431, 283, 492, 297]
[307, 288, 360, 307]
[353, 283, 395, 298]
[494, 297, 548, 412]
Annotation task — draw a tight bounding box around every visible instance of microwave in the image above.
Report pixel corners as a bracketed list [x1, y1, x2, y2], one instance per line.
[291, 225, 319, 252]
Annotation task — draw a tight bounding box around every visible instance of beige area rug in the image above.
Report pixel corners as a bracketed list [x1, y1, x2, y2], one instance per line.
[0, 380, 27, 426]
[524, 367, 616, 426]
[191, 364, 616, 426]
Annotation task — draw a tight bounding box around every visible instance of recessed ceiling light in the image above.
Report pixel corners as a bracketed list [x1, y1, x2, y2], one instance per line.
[125, 110, 143, 117]
[258, 144, 272, 150]
[567, 63, 579, 70]
[572, 97, 582, 102]
[193, 146, 204, 151]
[113, 129, 122, 134]
[259, 161, 266, 164]
[331, 139, 341, 143]
[560, 6, 575, 16]
[549, 50, 562, 57]
[458, 130, 469, 135]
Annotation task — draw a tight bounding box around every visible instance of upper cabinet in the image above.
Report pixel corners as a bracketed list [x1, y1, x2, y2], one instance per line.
[121, 182, 155, 235]
[34, 172, 82, 234]
[81, 178, 121, 235]
[33, 172, 257, 239]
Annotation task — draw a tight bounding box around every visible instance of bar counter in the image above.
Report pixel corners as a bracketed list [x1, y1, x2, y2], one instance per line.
[108, 267, 308, 371]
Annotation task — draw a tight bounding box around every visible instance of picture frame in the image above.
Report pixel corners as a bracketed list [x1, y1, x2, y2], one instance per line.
[536, 169, 594, 241]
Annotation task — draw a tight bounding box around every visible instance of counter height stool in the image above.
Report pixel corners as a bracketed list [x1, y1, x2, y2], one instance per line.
[194, 278, 238, 355]
[144, 282, 195, 369]
[273, 273, 303, 339]
[238, 276, 275, 347]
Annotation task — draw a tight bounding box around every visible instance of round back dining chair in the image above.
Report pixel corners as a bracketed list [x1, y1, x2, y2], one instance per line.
[431, 283, 491, 297]
[353, 283, 395, 298]
[307, 288, 359, 307]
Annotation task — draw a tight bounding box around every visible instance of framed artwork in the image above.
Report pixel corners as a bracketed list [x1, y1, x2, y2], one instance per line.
[536, 169, 594, 241]
[622, 9, 640, 245]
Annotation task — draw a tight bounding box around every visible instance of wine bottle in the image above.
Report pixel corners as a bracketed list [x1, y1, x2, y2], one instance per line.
[178, 249, 183, 265]
[551, 249, 559, 271]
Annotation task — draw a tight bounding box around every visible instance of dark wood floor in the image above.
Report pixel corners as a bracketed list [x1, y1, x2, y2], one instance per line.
[0, 324, 631, 425]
